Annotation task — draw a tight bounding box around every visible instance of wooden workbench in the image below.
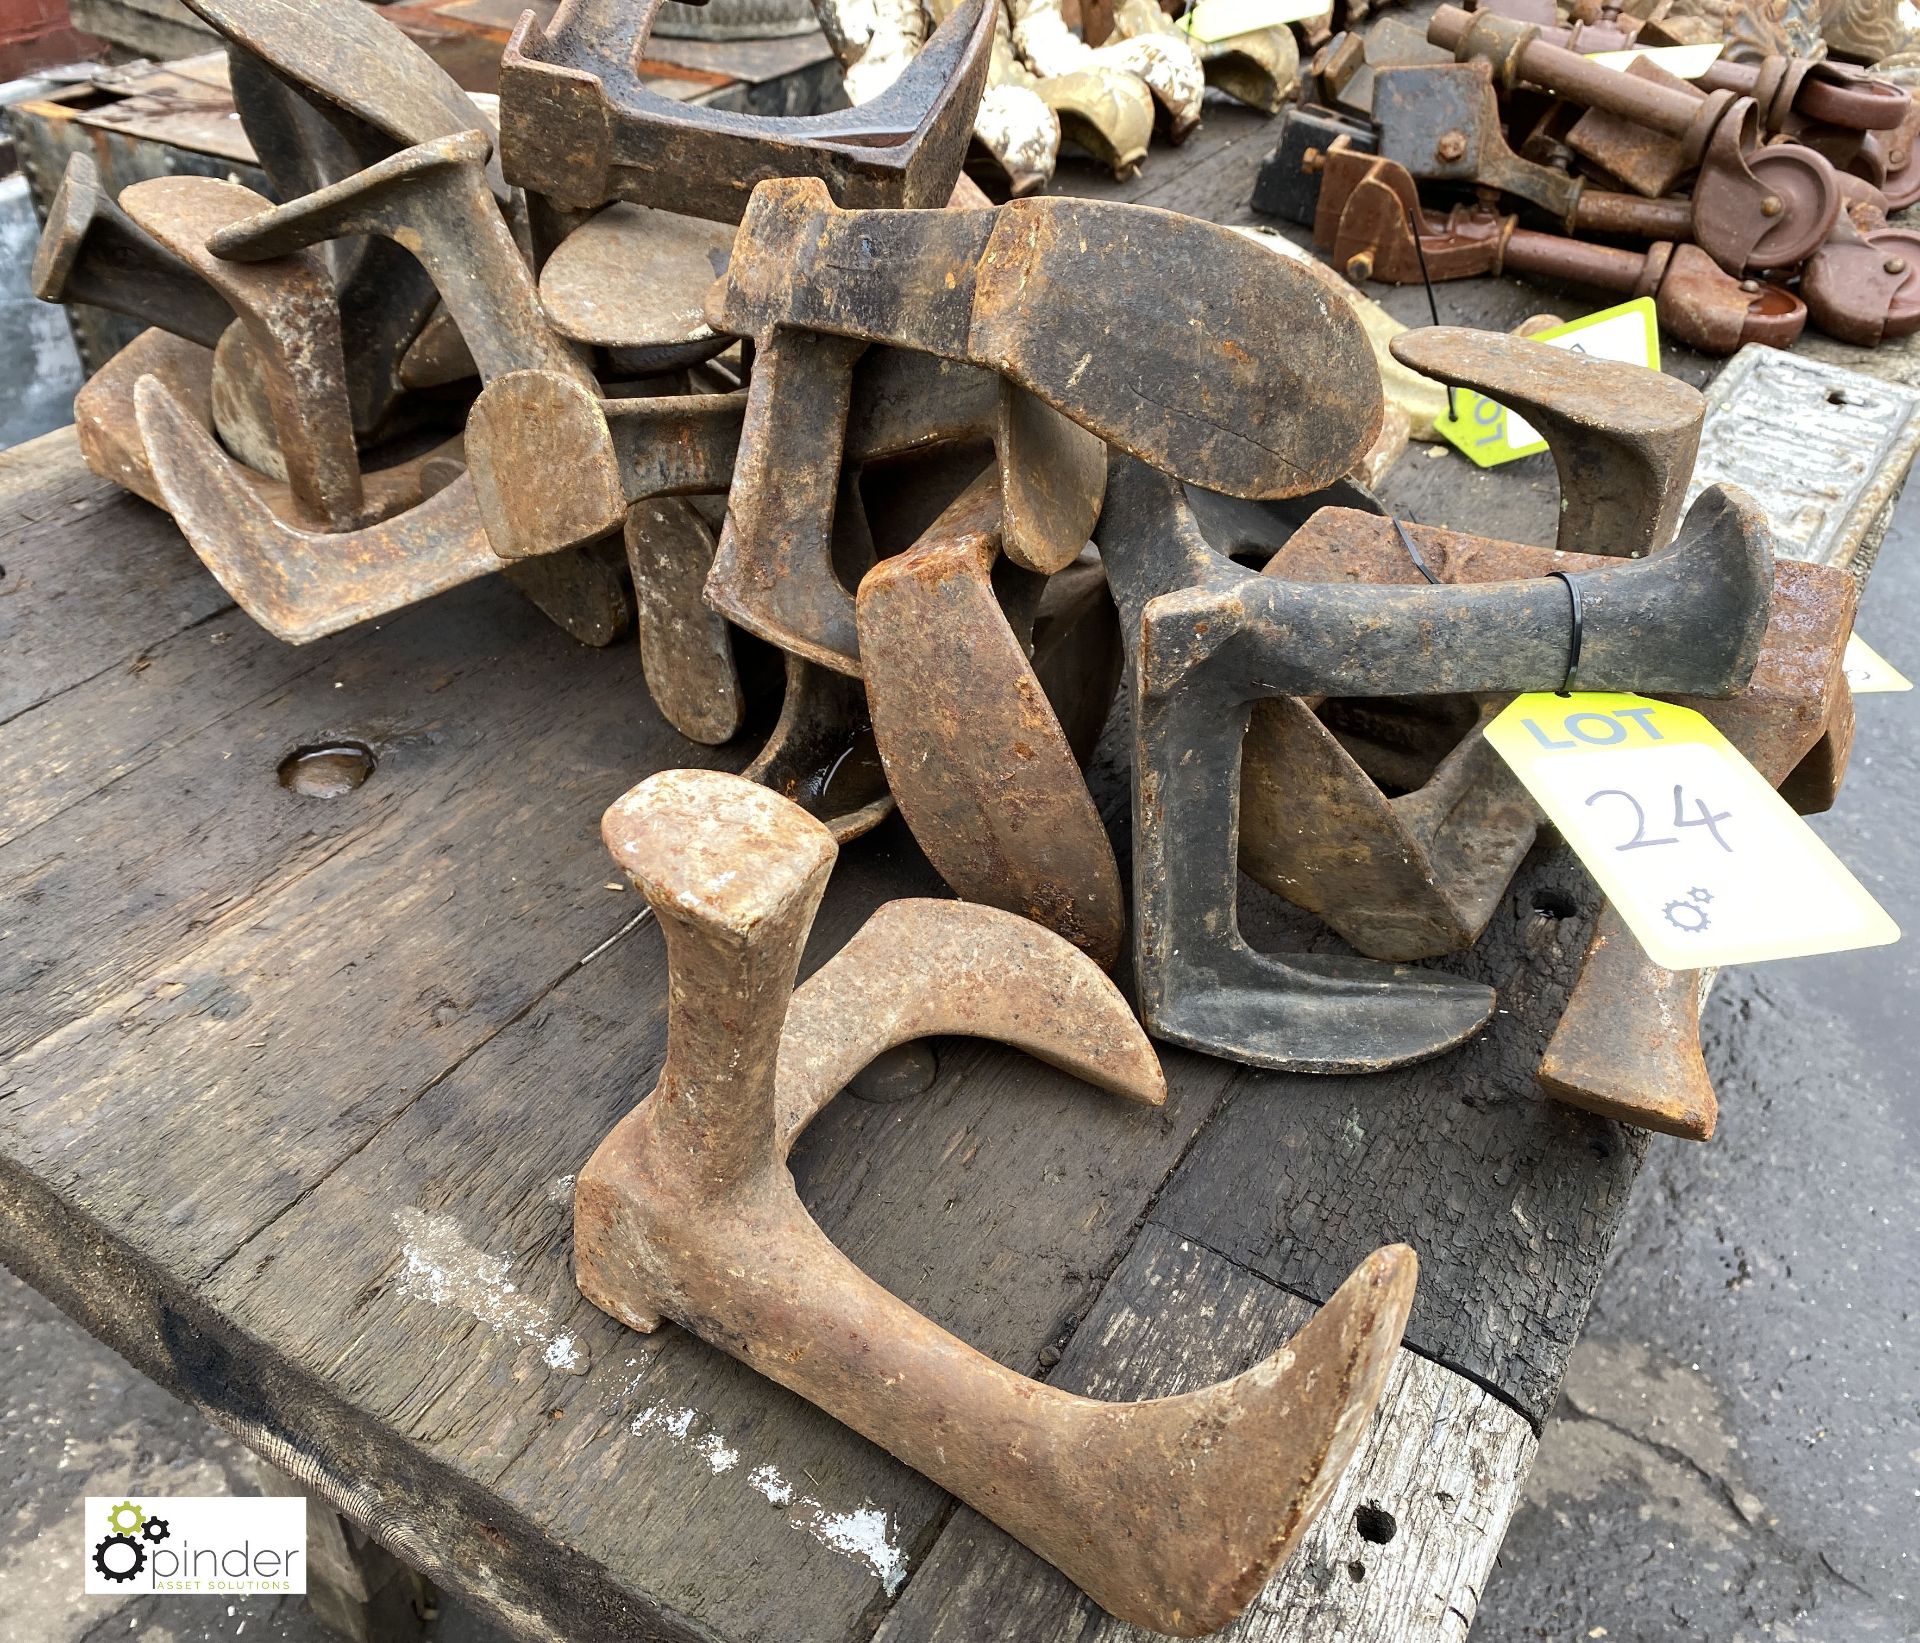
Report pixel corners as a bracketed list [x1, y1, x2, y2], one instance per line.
[0, 99, 1893, 1643]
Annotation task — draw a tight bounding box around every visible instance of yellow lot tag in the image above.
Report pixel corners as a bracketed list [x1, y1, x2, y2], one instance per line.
[1843, 633, 1912, 694]
[1176, 0, 1325, 41]
[1435, 297, 1659, 467]
[1485, 693, 1899, 969]
[1584, 43, 1723, 78]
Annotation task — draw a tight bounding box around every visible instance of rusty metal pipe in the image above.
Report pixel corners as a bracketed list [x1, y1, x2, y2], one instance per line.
[1429, 4, 1721, 143]
[1569, 189, 1698, 240]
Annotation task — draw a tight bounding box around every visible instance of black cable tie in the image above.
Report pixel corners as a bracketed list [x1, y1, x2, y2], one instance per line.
[1548, 570, 1584, 696]
[1394, 189, 1458, 422]
[1391, 513, 1442, 584]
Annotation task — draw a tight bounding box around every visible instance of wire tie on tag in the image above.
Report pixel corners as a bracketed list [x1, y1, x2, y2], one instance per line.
[1391, 513, 1442, 584]
[1395, 190, 1458, 422]
[1548, 570, 1584, 696]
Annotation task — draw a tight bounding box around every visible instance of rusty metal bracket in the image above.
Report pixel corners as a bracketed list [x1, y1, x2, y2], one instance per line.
[120, 176, 367, 533]
[537, 202, 737, 373]
[498, 0, 994, 220]
[625, 496, 741, 746]
[858, 470, 1125, 967]
[206, 131, 624, 564]
[78, 329, 445, 527]
[134, 372, 501, 644]
[1311, 148, 1806, 353]
[1096, 333, 1774, 1073]
[742, 653, 895, 843]
[705, 178, 1373, 673]
[1373, 61, 1586, 221]
[576, 767, 1416, 1635]
[223, 42, 443, 440]
[1392, 328, 1701, 559]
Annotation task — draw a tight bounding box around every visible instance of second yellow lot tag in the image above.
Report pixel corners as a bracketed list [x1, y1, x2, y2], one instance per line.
[1485, 692, 1899, 970]
[1176, 0, 1325, 40]
[1843, 633, 1912, 694]
[1435, 298, 1660, 467]
[1584, 43, 1723, 77]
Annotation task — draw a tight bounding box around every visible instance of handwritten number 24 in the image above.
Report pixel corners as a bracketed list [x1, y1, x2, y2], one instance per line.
[1586, 786, 1733, 852]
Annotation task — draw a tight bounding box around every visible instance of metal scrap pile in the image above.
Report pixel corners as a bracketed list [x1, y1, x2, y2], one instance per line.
[1255, 0, 1920, 349]
[813, 0, 1304, 191]
[30, 0, 1863, 1632]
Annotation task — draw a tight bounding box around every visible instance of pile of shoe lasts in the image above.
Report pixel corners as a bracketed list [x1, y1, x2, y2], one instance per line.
[31, 0, 1857, 1628]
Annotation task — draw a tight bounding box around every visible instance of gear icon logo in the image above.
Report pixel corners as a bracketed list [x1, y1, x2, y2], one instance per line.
[92, 1499, 168, 1586]
[92, 1532, 145, 1583]
[1664, 888, 1713, 933]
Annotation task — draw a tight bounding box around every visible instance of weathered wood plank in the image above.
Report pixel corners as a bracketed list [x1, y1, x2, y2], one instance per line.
[172, 872, 1229, 1643]
[873, 1225, 1535, 1642]
[0, 429, 232, 723]
[0, 448, 1233, 1641]
[0, 539, 688, 1069]
[1048, 99, 1274, 207]
[0, 591, 334, 849]
[0, 447, 750, 1270]
[1147, 849, 1646, 1426]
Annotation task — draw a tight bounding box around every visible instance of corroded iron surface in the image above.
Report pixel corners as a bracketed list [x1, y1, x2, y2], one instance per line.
[858, 472, 1124, 966]
[575, 768, 1417, 1635]
[1096, 331, 1775, 1074]
[499, 0, 994, 220]
[705, 177, 1380, 672]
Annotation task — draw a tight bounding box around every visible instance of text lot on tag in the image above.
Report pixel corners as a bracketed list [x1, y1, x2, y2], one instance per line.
[1486, 694, 1899, 970]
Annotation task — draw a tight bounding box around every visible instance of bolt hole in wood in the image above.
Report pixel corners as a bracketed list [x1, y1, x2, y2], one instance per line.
[1347, 1560, 1367, 1582]
[1829, 389, 1850, 405]
[1354, 1502, 1398, 1544]
[847, 1041, 939, 1104]
[278, 741, 377, 798]
[1532, 887, 1580, 920]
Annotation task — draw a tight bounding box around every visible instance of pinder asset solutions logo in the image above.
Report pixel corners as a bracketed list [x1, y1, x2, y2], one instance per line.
[84, 1496, 307, 1596]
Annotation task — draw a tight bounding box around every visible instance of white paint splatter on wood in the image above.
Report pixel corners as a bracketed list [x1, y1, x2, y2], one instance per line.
[631, 1405, 906, 1591]
[391, 1208, 588, 1374]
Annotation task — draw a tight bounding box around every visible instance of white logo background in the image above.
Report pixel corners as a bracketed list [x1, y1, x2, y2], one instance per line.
[83, 1496, 307, 1596]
